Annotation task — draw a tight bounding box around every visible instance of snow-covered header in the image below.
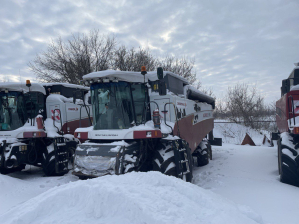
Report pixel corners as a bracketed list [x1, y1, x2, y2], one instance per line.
[82, 70, 189, 84]
[42, 83, 89, 90]
[0, 82, 46, 94]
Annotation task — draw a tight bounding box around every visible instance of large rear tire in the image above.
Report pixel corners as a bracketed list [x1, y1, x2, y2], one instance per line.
[279, 135, 299, 187]
[153, 141, 193, 182]
[196, 140, 212, 167]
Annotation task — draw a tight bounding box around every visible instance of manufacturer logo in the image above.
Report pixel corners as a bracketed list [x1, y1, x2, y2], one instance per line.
[176, 101, 187, 107]
[67, 107, 79, 111]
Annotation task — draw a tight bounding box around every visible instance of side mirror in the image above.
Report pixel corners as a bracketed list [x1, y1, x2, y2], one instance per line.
[37, 94, 44, 105]
[88, 96, 91, 104]
[73, 93, 76, 104]
[158, 80, 167, 96]
[157, 67, 163, 80]
[73, 91, 81, 104]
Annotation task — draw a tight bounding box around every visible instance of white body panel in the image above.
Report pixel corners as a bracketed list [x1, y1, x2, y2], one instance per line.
[149, 94, 213, 124]
[46, 94, 91, 134]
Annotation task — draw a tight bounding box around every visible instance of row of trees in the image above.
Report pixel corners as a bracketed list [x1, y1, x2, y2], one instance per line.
[214, 83, 276, 131]
[29, 30, 198, 85]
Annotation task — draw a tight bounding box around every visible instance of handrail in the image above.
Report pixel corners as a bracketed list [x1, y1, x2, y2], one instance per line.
[288, 95, 296, 126]
[163, 102, 181, 137]
[53, 109, 62, 134]
[80, 104, 92, 127]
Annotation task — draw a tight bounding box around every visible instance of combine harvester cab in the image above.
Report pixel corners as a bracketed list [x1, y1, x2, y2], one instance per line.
[73, 67, 217, 182]
[275, 63, 299, 186]
[0, 81, 91, 176]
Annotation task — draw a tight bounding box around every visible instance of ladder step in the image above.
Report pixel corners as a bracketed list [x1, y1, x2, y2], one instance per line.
[58, 160, 68, 164]
[58, 152, 68, 155]
[180, 159, 189, 163]
[57, 143, 66, 146]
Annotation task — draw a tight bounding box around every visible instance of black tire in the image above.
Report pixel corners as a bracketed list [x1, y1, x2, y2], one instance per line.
[279, 142, 299, 187]
[42, 151, 56, 176]
[277, 138, 282, 175]
[196, 141, 211, 167]
[42, 151, 68, 176]
[115, 149, 136, 175]
[153, 141, 193, 182]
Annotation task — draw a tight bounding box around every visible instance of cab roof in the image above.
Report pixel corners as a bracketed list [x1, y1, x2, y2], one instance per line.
[83, 70, 189, 84]
[42, 83, 89, 90]
[0, 82, 46, 95]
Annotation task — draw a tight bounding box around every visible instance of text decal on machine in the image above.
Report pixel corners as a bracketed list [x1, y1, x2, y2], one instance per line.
[67, 106, 79, 112]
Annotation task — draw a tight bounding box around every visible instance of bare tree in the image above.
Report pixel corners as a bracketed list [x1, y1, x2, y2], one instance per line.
[113, 46, 156, 72]
[225, 83, 266, 129]
[156, 55, 197, 84]
[29, 31, 198, 86]
[29, 30, 116, 84]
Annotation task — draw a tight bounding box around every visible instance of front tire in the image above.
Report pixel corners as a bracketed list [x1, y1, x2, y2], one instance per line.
[153, 141, 193, 182]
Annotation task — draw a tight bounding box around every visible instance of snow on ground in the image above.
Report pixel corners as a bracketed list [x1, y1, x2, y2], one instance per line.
[0, 171, 261, 224]
[193, 144, 299, 224]
[0, 167, 78, 215]
[0, 122, 298, 224]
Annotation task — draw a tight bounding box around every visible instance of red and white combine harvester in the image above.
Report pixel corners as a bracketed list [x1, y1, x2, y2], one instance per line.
[275, 63, 299, 187]
[73, 67, 221, 182]
[0, 81, 91, 176]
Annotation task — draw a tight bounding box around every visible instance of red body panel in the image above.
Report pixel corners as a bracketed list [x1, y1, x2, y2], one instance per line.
[23, 131, 47, 138]
[133, 130, 162, 139]
[276, 90, 299, 133]
[173, 114, 214, 153]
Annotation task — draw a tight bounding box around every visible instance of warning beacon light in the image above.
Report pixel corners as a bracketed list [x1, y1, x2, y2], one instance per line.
[26, 80, 31, 88]
[141, 66, 147, 75]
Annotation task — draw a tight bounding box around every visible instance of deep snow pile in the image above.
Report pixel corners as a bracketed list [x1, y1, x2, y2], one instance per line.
[0, 169, 79, 215]
[0, 172, 262, 224]
[0, 174, 34, 213]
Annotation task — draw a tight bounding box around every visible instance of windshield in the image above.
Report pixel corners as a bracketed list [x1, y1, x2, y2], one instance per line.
[0, 92, 27, 131]
[91, 81, 148, 130]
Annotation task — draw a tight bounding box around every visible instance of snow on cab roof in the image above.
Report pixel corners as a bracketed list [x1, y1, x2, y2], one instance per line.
[0, 82, 46, 95]
[83, 70, 189, 84]
[42, 83, 89, 90]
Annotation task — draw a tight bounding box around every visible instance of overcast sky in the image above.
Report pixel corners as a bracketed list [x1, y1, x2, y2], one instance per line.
[0, 0, 298, 103]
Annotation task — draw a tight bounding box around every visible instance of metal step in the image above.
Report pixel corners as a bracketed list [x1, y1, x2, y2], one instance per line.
[54, 141, 69, 173]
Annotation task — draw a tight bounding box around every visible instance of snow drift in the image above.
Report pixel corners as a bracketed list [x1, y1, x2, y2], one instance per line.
[0, 172, 262, 224]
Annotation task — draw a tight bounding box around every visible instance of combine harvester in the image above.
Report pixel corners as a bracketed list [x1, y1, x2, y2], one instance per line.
[0, 81, 91, 176]
[73, 67, 219, 182]
[275, 63, 299, 186]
